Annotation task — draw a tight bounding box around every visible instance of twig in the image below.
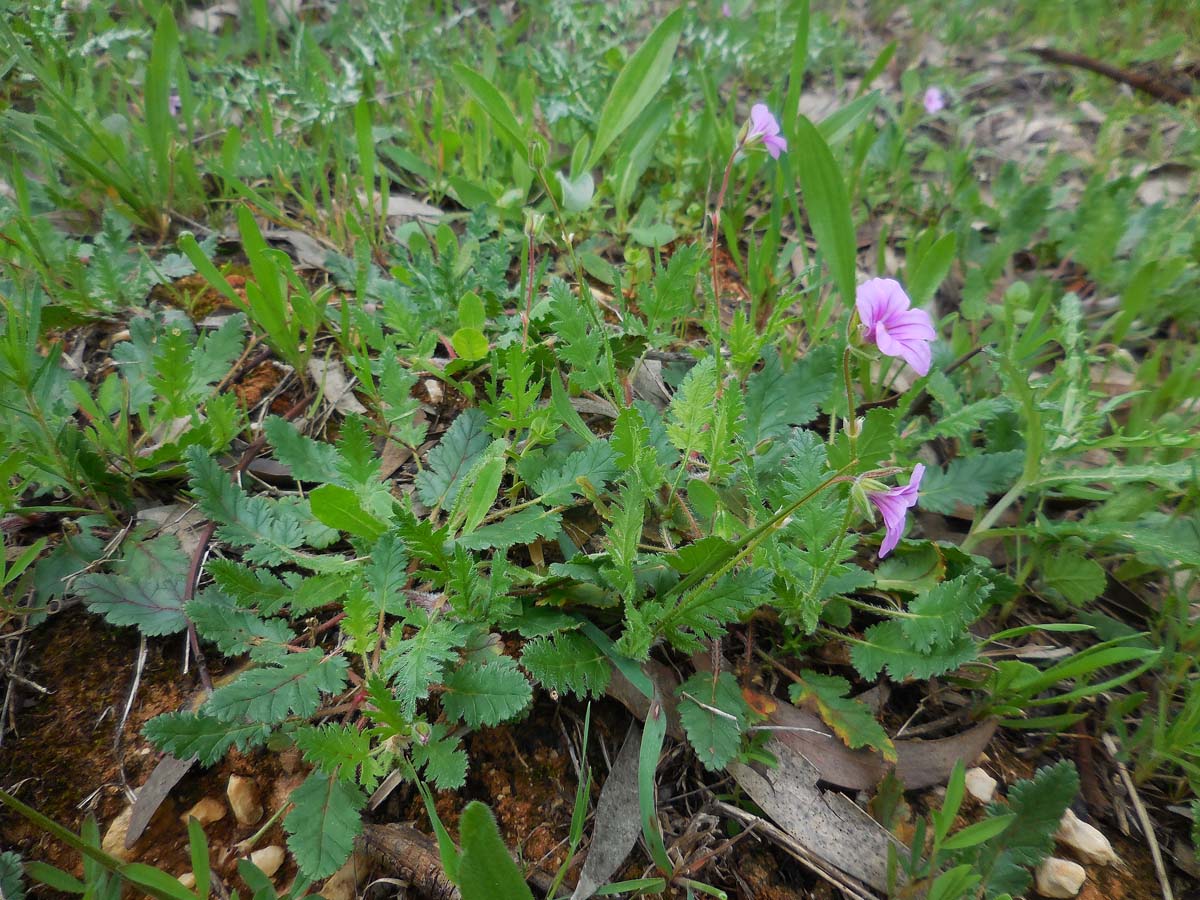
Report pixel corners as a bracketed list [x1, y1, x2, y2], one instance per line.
[1029, 46, 1191, 105]
[1102, 734, 1175, 900]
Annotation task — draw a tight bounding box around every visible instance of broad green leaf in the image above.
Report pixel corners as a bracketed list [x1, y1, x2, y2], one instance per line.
[456, 802, 534, 900]
[451, 327, 489, 361]
[790, 671, 895, 762]
[309, 483, 388, 540]
[441, 656, 532, 727]
[793, 115, 856, 309]
[521, 632, 611, 699]
[452, 65, 528, 158]
[1041, 549, 1106, 605]
[676, 672, 749, 771]
[74, 534, 189, 636]
[908, 232, 957, 305]
[284, 772, 366, 882]
[415, 409, 491, 508]
[206, 650, 348, 724]
[142, 711, 271, 766]
[456, 506, 562, 551]
[587, 9, 684, 167]
[941, 814, 1017, 851]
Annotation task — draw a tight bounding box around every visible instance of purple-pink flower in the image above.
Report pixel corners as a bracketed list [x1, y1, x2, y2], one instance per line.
[856, 278, 936, 377]
[867, 464, 925, 558]
[746, 104, 787, 159]
[923, 87, 945, 115]
[721, 1, 733, 16]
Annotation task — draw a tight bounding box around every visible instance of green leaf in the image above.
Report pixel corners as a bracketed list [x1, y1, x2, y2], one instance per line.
[27, 862, 83, 894]
[284, 772, 366, 882]
[295, 723, 374, 782]
[941, 814, 1017, 851]
[264, 416, 341, 482]
[441, 656, 532, 728]
[919, 452, 1024, 515]
[187, 594, 292, 661]
[789, 671, 895, 762]
[74, 535, 189, 636]
[851, 620, 978, 681]
[456, 506, 563, 551]
[309, 483, 388, 540]
[142, 711, 271, 766]
[456, 802, 534, 900]
[1042, 549, 1107, 605]
[206, 650, 348, 724]
[521, 632, 611, 699]
[907, 232, 957, 306]
[900, 572, 992, 654]
[676, 672, 749, 771]
[532, 442, 618, 505]
[743, 347, 836, 444]
[451, 327, 490, 361]
[452, 65, 528, 158]
[449, 440, 508, 536]
[587, 9, 683, 167]
[411, 724, 469, 791]
[382, 613, 469, 718]
[0, 850, 25, 900]
[415, 409, 491, 508]
[794, 115, 856, 309]
[549, 279, 606, 392]
[666, 357, 718, 457]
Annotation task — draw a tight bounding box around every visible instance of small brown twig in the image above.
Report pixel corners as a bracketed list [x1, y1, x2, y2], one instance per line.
[1102, 734, 1175, 900]
[1029, 46, 1192, 105]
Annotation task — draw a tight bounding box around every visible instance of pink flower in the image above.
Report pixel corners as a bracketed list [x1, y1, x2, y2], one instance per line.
[856, 278, 936, 376]
[867, 464, 925, 558]
[746, 104, 787, 159]
[721, 1, 732, 16]
[923, 87, 945, 114]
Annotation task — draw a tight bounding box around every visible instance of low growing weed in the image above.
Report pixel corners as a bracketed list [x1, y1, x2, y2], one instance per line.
[1, 0, 1198, 897]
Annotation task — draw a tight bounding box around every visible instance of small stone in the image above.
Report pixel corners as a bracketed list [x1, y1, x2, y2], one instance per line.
[1056, 809, 1118, 866]
[1035, 857, 1086, 898]
[965, 767, 998, 803]
[227, 775, 264, 826]
[248, 845, 285, 879]
[320, 852, 370, 900]
[100, 806, 135, 861]
[178, 872, 196, 890]
[182, 797, 226, 827]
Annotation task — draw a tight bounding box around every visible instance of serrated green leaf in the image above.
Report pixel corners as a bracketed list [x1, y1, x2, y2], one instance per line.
[900, 572, 992, 653]
[532, 441, 618, 505]
[295, 723, 374, 782]
[264, 416, 341, 483]
[666, 356, 718, 456]
[676, 672, 748, 771]
[381, 613, 470, 718]
[0, 851, 25, 900]
[142, 711, 272, 766]
[744, 347, 836, 444]
[790, 670, 896, 762]
[550, 279, 606, 392]
[441, 656, 532, 728]
[919, 452, 1024, 515]
[415, 409, 491, 508]
[206, 650, 348, 724]
[284, 772, 365, 882]
[521, 632, 611, 699]
[1041, 549, 1106, 605]
[187, 593, 292, 660]
[411, 723, 468, 791]
[851, 620, 978, 681]
[456, 506, 562, 551]
[73, 534, 189, 636]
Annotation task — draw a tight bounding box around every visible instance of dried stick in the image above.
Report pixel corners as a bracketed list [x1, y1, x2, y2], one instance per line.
[1029, 47, 1191, 104]
[1102, 734, 1175, 900]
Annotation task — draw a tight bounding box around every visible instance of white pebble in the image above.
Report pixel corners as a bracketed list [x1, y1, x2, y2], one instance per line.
[965, 767, 998, 803]
[1056, 808, 1117, 866]
[1034, 857, 1086, 898]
